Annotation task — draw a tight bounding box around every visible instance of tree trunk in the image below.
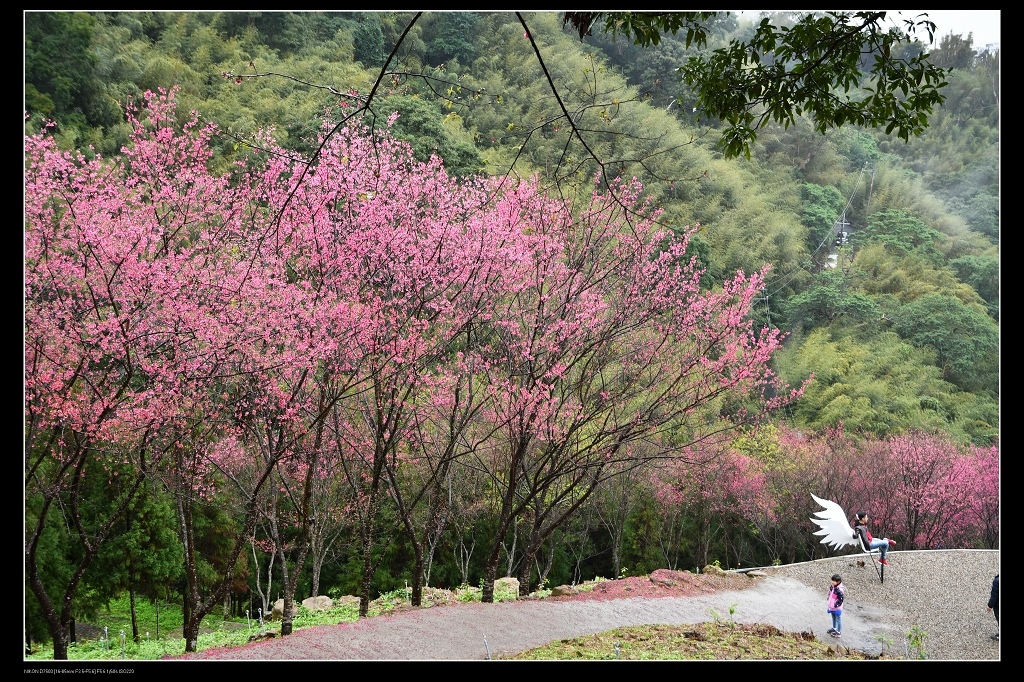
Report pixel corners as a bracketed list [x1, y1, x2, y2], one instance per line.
[479, 439, 529, 603]
[26, 520, 83, 659]
[536, 539, 555, 591]
[481, 485, 520, 603]
[517, 548, 534, 596]
[355, 451, 388, 618]
[517, 519, 546, 595]
[182, 622, 199, 654]
[358, 525, 375, 617]
[52, 628, 70, 660]
[357, 474, 383, 618]
[252, 540, 274, 616]
[279, 541, 312, 636]
[389, 481, 426, 606]
[311, 557, 322, 598]
[129, 586, 140, 642]
[279, 580, 294, 636]
[455, 531, 475, 585]
[182, 589, 196, 650]
[410, 552, 425, 606]
[481, 551, 500, 603]
[279, 417, 321, 631]
[611, 538, 622, 578]
[268, 502, 296, 636]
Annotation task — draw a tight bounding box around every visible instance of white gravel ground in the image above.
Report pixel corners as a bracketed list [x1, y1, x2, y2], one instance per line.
[762, 548, 1000, 660]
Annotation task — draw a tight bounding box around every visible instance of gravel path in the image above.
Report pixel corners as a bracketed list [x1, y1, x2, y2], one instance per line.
[170, 549, 999, 661]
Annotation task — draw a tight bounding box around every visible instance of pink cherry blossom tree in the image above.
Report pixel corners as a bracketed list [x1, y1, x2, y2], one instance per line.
[466, 176, 803, 601]
[27, 82, 822, 650]
[651, 440, 770, 569]
[965, 442, 1000, 549]
[24, 90, 264, 657]
[879, 431, 993, 549]
[135, 98, 341, 648]
[294, 115, 536, 615]
[27, 89, 375, 652]
[801, 429, 998, 554]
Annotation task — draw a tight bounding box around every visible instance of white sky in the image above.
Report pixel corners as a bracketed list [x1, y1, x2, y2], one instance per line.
[735, 11, 1000, 48]
[893, 10, 1000, 47]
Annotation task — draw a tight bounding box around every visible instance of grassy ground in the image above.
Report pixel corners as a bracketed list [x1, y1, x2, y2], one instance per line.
[24, 584, 523, 661]
[501, 622, 877, 660]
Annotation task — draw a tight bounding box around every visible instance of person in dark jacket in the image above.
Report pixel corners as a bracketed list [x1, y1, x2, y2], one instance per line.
[851, 512, 896, 566]
[987, 574, 999, 641]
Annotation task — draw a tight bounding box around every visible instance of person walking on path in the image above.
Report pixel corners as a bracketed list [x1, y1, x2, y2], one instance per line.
[987, 574, 999, 641]
[826, 573, 845, 638]
[851, 512, 896, 566]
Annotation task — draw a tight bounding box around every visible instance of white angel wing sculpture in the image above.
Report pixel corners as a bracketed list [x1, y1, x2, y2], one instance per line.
[810, 494, 859, 551]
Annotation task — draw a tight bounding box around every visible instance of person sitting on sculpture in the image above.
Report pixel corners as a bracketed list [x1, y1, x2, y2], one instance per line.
[851, 511, 896, 566]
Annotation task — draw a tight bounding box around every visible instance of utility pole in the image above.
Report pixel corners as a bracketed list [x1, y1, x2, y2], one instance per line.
[834, 212, 851, 244]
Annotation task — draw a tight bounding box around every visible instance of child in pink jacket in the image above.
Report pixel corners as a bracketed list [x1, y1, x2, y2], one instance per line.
[826, 573, 845, 638]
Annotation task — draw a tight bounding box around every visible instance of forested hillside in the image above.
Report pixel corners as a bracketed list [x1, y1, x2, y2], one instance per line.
[24, 11, 998, 658]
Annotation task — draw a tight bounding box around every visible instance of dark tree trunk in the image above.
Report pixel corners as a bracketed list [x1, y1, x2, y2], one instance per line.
[517, 515, 546, 596]
[53, 628, 69, 660]
[389, 482, 428, 607]
[404, 481, 447, 607]
[279, 560, 294, 636]
[481, 550, 501, 604]
[517, 549, 534, 596]
[411, 552, 425, 606]
[480, 444, 526, 603]
[175, 441, 280, 652]
[182, 589, 195, 649]
[267, 494, 295, 637]
[129, 585, 140, 642]
[382, 475, 422, 607]
[279, 418, 322, 634]
[482, 514, 518, 603]
[353, 442, 389, 618]
[357, 468, 385, 618]
[311, 557, 322, 598]
[277, 537, 311, 636]
[24, 452, 145, 660]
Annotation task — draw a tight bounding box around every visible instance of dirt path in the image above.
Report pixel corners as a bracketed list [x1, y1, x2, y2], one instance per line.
[168, 550, 999, 661]
[169, 575, 886, 660]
